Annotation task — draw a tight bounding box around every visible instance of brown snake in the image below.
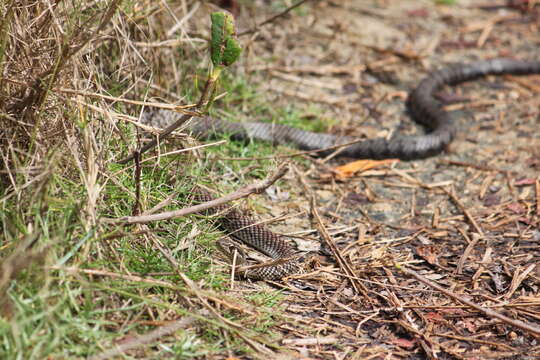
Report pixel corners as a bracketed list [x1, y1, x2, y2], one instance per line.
[142, 58, 540, 280]
[192, 188, 305, 280]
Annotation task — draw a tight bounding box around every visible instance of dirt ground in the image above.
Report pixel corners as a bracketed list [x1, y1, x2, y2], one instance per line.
[206, 0, 540, 359]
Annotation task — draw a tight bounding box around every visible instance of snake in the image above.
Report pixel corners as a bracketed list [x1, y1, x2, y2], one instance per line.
[142, 58, 540, 280]
[192, 188, 304, 280]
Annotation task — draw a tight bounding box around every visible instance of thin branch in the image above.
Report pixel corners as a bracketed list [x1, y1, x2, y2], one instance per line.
[399, 266, 540, 337]
[140, 140, 227, 164]
[117, 112, 193, 164]
[111, 163, 289, 224]
[294, 167, 373, 302]
[438, 159, 510, 174]
[536, 177, 540, 216]
[443, 187, 484, 236]
[50, 266, 176, 288]
[131, 150, 141, 216]
[310, 195, 368, 297]
[216, 137, 389, 161]
[117, 67, 218, 165]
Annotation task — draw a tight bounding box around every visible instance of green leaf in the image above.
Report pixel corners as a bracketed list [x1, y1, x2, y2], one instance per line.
[222, 38, 242, 67]
[210, 12, 242, 68]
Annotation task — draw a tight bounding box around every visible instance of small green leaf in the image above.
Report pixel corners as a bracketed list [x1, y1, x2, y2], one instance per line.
[222, 38, 242, 66]
[210, 12, 242, 68]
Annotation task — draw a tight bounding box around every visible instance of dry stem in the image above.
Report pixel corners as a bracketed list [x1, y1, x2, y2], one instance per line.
[114, 163, 289, 224]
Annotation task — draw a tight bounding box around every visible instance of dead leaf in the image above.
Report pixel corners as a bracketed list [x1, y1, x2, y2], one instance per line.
[426, 312, 444, 322]
[460, 319, 477, 333]
[393, 337, 417, 349]
[462, 320, 477, 334]
[507, 202, 525, 214]
[333, 159, 398, 179]
[415, 245, 439, 265]
[515, 178, 536, 186]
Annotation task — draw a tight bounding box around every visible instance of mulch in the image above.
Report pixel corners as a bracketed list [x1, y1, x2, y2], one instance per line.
[229, 1, 540, 358]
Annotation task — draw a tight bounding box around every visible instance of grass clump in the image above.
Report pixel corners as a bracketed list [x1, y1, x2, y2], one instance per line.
[0, 1, 298, 358]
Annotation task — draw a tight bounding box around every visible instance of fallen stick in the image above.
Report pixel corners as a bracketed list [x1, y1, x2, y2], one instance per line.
[112, 163, 289, 224]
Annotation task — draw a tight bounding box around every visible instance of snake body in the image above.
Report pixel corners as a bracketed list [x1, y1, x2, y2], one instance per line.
[193, 188, 302, 280]
[143, 58, 540, 279]
[144, 59, 540, 160]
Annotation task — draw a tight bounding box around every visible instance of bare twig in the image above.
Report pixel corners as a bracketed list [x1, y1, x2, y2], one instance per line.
[140, 140, 227, 164]
[399, 266, 540, 337]
[53, 87, 197, 112]
[117, 112, 195, 164]
[443, 187, 484, 236]
[456, 231, 480, 275]
[536, 177, 540, 216]
[294, 167, 372, 301]
[50, 266, 176, 288]
[433, 333, 514, 351]
[217, 137, 386, 161]
[112, 163, 289, 224]
[311, 196, 372, 301]
[117, 59, 219, 165]
[132, 150, 141, 216]
[504, 263, 536, 299]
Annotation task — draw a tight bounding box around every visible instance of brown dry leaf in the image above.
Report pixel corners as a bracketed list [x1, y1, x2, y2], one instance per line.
[426, 312, 444, 322]
[415, 245, 439, 265]
[458, 319, 477, 333]
[507, 202, 526, 214]
[333, 159, 398, 179]
[515, 177, 536, 186]
[393, 337, 417, 349]
[370, 246, 387, 260]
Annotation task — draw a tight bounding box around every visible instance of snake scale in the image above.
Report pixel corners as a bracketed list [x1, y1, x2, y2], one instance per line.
[192, 188, 302, 280]
[142, 58, 540, 280]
